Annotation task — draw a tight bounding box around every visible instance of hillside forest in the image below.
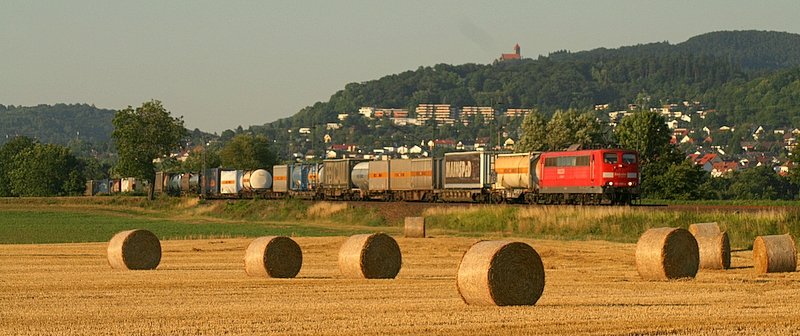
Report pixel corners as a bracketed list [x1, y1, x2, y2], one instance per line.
[3, 30, 800, 200]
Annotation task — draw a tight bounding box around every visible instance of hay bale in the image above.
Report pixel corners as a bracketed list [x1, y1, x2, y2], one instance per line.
[688, 222, 730, 270]
[338, 233, 402, 279]
[753, 234, 797, 273]
[635, 227, 699, 280]
[456, 240, 545, 306]
[107, 229, 161, 270]
[244, 236, 303, 278]
[404, 217, 426, 238]
[694, 231, 731, 270]
[688, 222, 721, 237]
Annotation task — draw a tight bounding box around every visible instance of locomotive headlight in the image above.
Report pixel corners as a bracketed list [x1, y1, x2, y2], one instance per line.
[607, 181, 613, 186]
[628, 181, 633, 186]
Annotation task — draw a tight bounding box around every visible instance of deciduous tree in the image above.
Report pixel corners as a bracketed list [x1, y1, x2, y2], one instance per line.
[8, 143, 84, 196]
[518, 109, 606, 152]
[516, 110, 546, 152]
[219, 134, 277, 169]
[0, 136, 37, 196]
[112, 100, 187, 199]
[614, 110, 671, 164]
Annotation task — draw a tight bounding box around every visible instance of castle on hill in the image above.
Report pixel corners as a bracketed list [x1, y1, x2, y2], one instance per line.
[499, 44, 521, 61]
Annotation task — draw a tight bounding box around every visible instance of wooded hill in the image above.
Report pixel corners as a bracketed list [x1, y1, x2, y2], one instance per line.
[0, 104, 115, 146]
[262, 30, 800, 136]
[5, 30, 800, 151]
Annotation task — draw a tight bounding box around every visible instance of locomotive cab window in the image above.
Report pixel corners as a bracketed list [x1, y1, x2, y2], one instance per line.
[603, 153, 618, 164]
[622, 153, 637, 164]
[544, 155, 590, 167]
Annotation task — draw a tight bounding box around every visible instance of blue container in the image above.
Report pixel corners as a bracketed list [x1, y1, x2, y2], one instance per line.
[290, 164, 310, 191]
[203, 168, 221, 196]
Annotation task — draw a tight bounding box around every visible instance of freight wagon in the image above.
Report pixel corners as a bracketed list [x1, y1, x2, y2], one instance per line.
[439, 151, 499, 203]
[321, 158, 364, 200]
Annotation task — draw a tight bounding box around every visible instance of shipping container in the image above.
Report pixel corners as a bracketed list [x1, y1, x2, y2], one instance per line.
[351, 162, 370, 192]
[168, 174, 182, 194]
[110, 179, 122, 194]
[307, 164, 320, 190]
[291, 164, 311, 191]
[86, 180, 112, 196]
[202, 168, 221, 196]
[273, 165, 289, 193]
[248, 169, 272, 190]
[494, 153, 541, 190]
[180, 174, 192, 193]
[317, 167, 325, 187]
[95, 179, 110, 195]
[322, 159, 363, 189]
[240, 171, 252, 191]
[411, 158, 442, 190]
[389, 159, 412, 191]
[443, 152, 495, 189]
[121, 177, 135, 193]
[154, 172, 166, 194]
[188, 173, 200, 193]
[368, 160, 390, 192]
[220, 170, 243, 194]
[84, 180, 95, 196]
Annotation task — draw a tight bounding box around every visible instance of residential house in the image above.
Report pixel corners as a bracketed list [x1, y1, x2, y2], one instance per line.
[688, 153, 722, 172]
[711, 161, 739, 177]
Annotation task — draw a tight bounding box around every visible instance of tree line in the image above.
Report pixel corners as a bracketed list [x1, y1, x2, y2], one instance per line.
[0, 101, 278, 198]
[516, 108, 799, 200]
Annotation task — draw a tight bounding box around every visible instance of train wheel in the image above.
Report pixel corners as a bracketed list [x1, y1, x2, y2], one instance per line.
[491, 193, 504, 204]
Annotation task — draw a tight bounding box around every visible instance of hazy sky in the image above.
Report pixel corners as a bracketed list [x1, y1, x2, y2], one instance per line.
[2, 1, 799, 133]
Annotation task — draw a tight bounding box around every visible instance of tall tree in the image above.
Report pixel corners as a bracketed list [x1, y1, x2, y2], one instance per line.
[614, 110, 671, 164]
[517, 109, 606, 151]
[112, 100, 187, 199]
[182, 146, 222, 172]
[648, 161, 708, 200]
[219, 134, 278, 169]
[516, 110, 547, 152]
[0, 136, 38, 196]
[8, 143, 84, 196]
[614, 110, 684, 197]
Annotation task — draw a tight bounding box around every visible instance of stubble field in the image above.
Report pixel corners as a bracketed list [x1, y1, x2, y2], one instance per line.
[2, 236, 799, 335]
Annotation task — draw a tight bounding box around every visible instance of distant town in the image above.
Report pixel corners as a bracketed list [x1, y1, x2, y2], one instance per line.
[269, 97, 796, 181]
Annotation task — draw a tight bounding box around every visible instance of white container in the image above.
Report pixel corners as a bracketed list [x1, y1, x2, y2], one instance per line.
[249, 169, 273, 190]
[220, 170, 243, 194]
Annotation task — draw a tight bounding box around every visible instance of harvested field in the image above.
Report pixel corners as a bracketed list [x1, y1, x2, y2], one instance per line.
[2, 237, 800, 335]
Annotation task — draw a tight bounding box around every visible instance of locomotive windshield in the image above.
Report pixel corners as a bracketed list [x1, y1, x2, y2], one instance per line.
[622, 153, 637, 164]
[603, 153, 618, 164]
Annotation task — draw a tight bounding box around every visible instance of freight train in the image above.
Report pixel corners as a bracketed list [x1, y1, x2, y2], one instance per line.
[148, 148, 640, 205]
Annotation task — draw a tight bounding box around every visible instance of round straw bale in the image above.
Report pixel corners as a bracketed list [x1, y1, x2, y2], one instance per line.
[456, 240, 545, 306]
[244, 236, 302, 278]
[753, 234, 797, 274]
[338, 233, 402, 279]
[688, 222, 730, 270]
[635, 227, 699, 280]
[404, 217, 426, 238]
[107, 229, 161, 270]
[688, 222, 721, 237]
[694, 231, 731, 270]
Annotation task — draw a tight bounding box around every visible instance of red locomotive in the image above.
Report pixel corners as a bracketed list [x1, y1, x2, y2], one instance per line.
[495, 149, 639, 205]
[537, 149, 639, 204]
